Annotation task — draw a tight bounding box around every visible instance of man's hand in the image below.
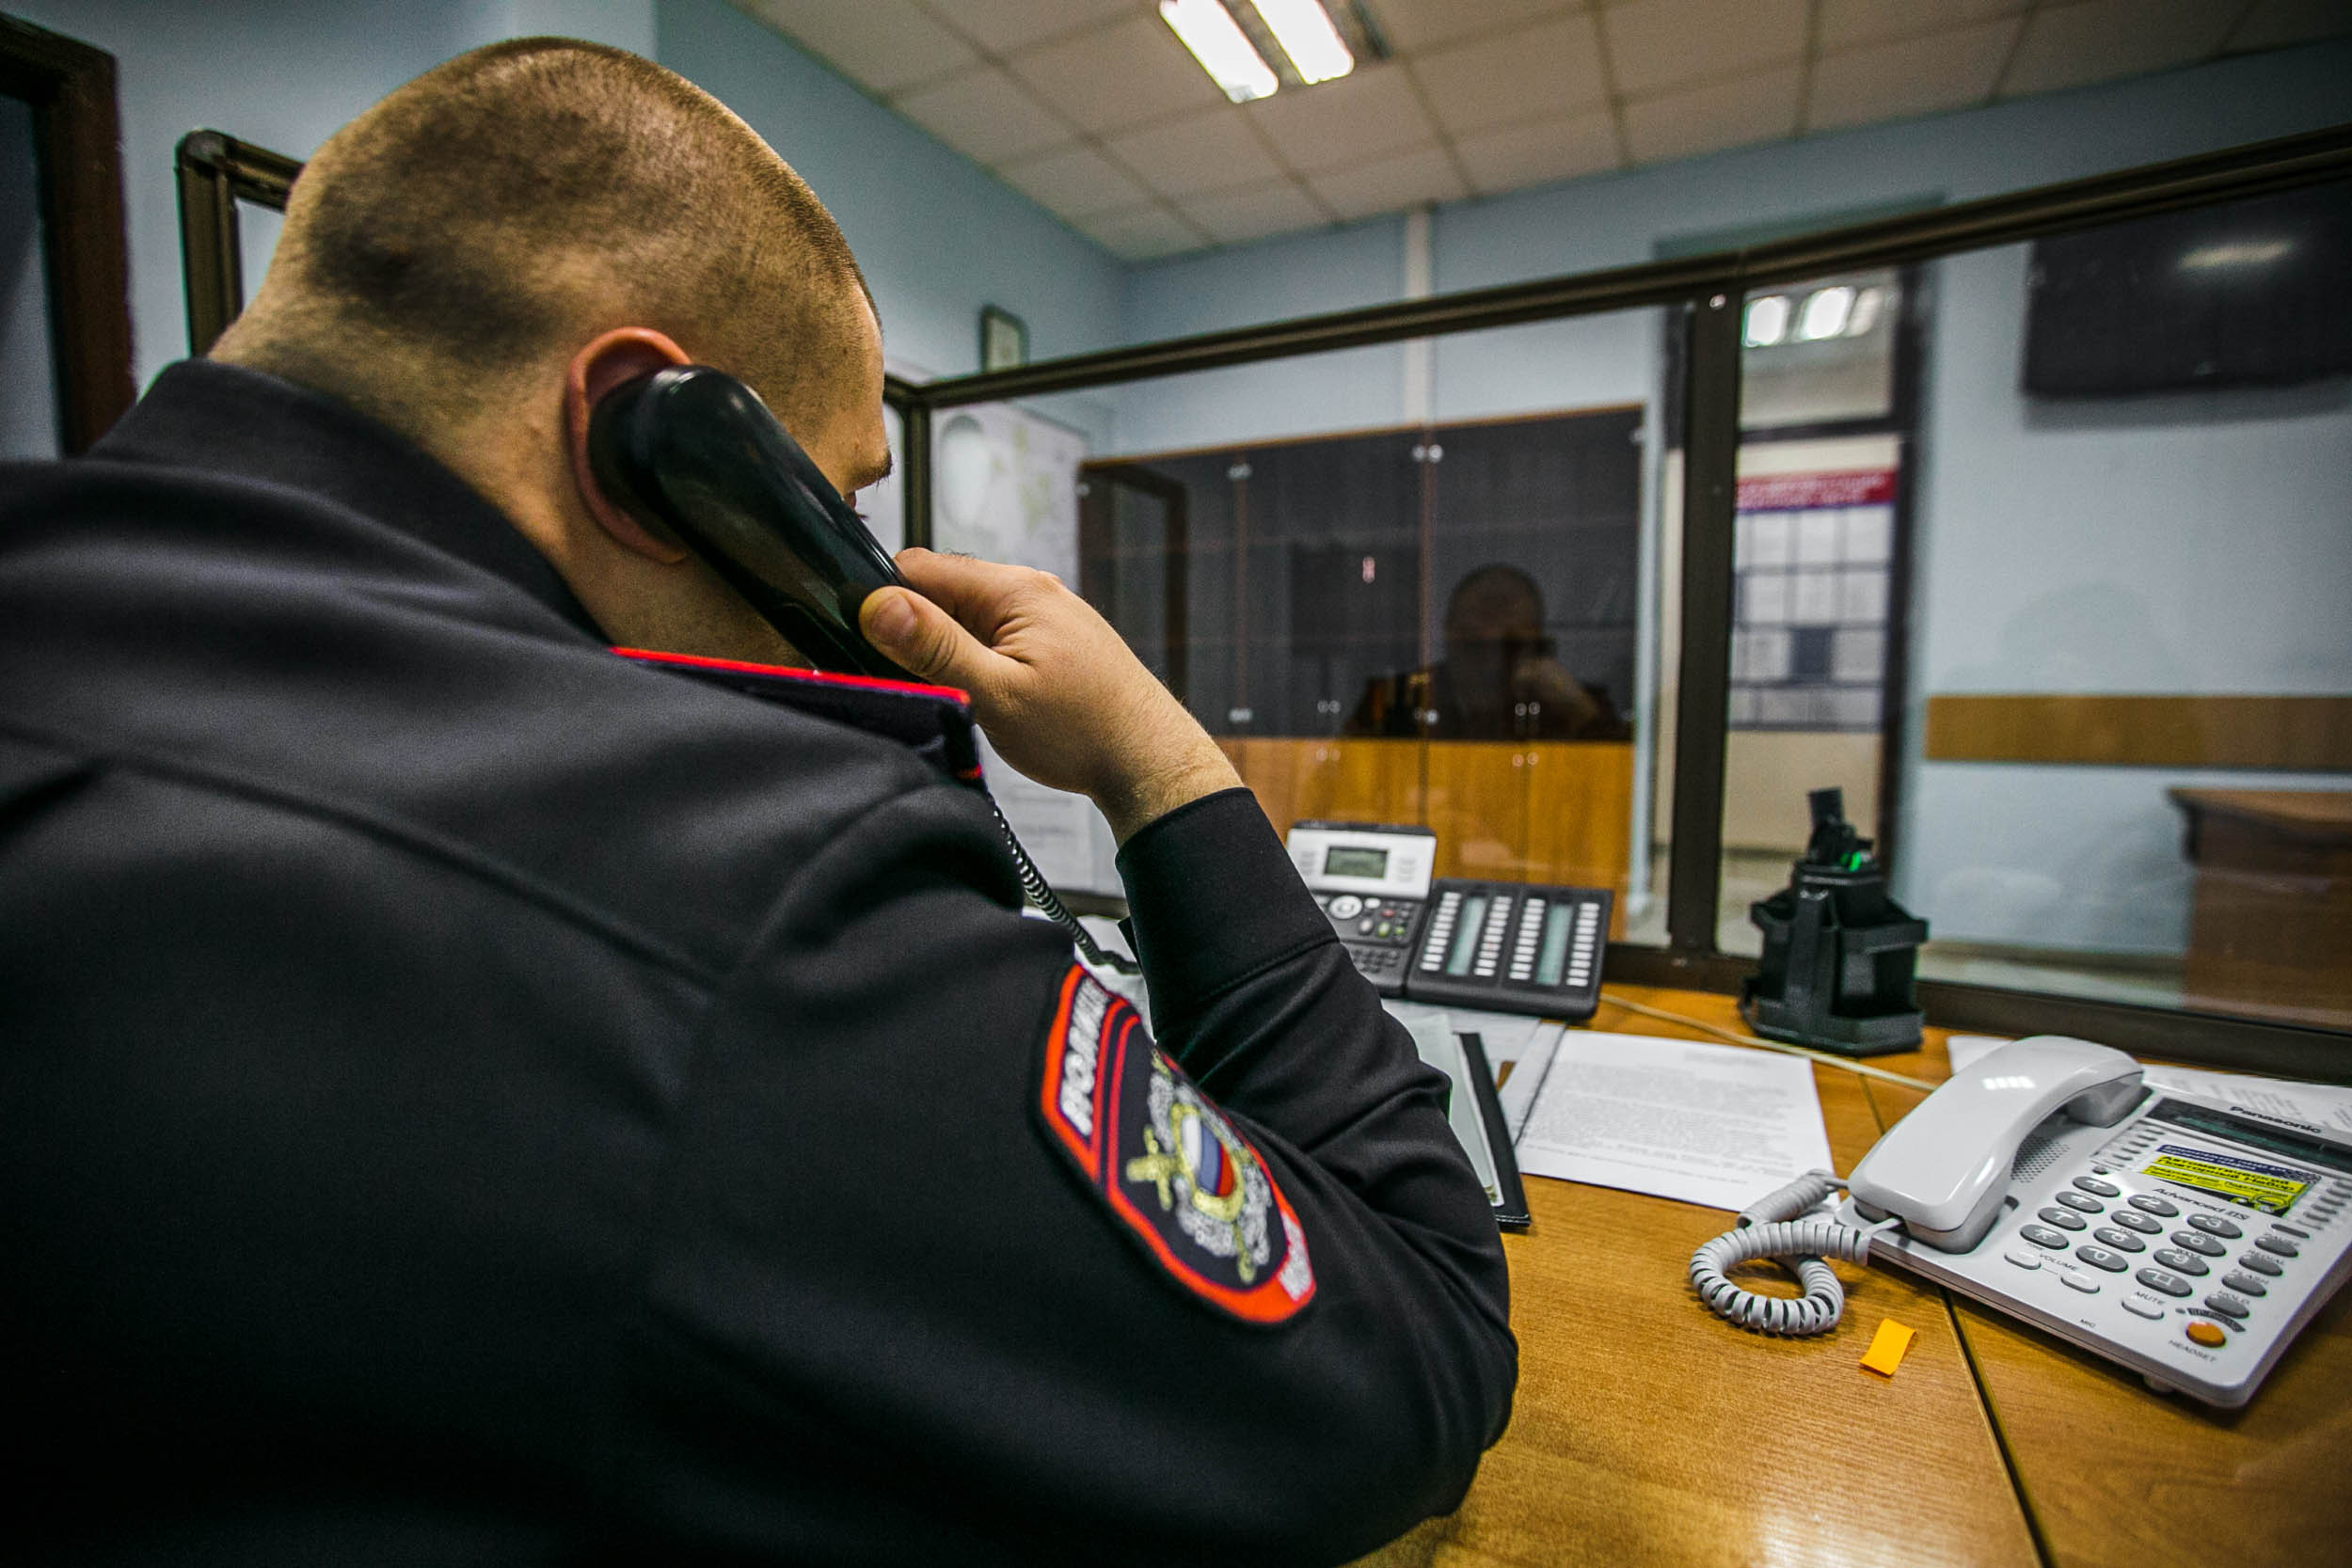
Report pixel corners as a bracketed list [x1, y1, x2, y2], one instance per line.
[859, 549, 1240, 844]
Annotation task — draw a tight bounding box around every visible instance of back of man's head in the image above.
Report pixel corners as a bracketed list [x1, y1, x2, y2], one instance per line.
[217, 38, 866, 439]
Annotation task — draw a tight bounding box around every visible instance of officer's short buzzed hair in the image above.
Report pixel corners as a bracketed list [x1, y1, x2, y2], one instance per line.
[228, 37, 866, 428]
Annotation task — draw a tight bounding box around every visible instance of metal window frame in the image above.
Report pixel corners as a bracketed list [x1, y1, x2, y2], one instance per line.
[176, 121, 2352, 1073]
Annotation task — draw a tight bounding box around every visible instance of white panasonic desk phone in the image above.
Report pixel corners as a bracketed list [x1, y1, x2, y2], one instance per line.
[1692, 1036, 2352, 1407]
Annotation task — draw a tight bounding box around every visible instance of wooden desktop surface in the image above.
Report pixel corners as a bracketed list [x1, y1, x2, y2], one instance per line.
[1353, 985, 2352, 1568]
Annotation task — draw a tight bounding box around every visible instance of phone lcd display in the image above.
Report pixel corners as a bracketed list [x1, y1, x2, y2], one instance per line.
[1445, 896, 1488, 976]
[1324, 846, 1390, 879]
[2138, 1143, 2312, 1215]
[1535, 904, 1573, 986]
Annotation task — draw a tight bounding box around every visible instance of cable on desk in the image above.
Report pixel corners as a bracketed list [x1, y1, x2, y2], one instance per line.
[1597, 993, 1936, 1093]
[1689, 1170, 1893, 1337]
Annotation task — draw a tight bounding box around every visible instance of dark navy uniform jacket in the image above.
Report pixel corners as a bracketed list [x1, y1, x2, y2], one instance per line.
[0, 361, 1515, 1565]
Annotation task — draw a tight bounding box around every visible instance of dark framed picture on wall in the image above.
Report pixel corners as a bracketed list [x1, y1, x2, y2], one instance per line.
[978, 304, 1026, 372]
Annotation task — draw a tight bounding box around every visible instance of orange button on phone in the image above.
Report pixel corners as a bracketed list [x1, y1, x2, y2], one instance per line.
[2185, 1321, 2227, 1348]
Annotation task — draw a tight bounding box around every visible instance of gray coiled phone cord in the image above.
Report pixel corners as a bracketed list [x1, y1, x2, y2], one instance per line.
[987, 794, 1140, 974]
[1689, 1170, 1896, 1337]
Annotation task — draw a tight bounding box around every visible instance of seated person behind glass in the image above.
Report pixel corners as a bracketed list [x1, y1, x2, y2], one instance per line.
[1346, 563, 1629, 741]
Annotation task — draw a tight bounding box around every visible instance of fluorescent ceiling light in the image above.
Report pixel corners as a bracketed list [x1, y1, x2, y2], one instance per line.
[1161, 0, 1278, 103]
[1253, 0, 1354, 85]
[1845, 285, 1886, 337]
[1796, 285, 1854, 341]
[2179, 239, 2292, 271]
[1743, 294, 1790, 347]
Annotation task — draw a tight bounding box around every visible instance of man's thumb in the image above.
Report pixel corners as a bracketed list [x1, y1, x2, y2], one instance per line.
[861, 586, 979, 687]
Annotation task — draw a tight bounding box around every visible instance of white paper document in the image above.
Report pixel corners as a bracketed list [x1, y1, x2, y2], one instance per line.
[1514, 1031, 1835, 1212]
[1380, 1002, 1565, 1142]
[1947, 1034, 2352, 1136]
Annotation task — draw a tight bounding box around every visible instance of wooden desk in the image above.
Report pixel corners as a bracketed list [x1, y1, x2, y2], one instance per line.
[1354, 986, 2352, 1567]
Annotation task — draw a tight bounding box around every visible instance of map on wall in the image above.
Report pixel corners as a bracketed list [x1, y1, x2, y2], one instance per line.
[930, 404, 1117, 894]
[931, 404, 1087, 584]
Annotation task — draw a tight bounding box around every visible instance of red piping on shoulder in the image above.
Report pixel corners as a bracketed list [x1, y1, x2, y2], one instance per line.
[611, 647, 970, 706]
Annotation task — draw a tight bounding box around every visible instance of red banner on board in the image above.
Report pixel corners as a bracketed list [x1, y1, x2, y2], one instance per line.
[1735, 469, 1897, 511]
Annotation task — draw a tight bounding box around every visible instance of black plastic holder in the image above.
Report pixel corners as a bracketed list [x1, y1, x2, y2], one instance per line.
[1740, 853, 1928, 1057]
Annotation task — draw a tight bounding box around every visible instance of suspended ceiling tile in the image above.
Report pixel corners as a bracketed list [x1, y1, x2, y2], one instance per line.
[893, 66, 1076, 166]
[1622, 66, 1801, 165]
[1309, 145, 1470, 221]
[1817, 0, 2025, 53]
[1999, 0, 2237, 97]
[1806, 18, 2020, 133]
[1179, 179, 1329, 244]
[2228, 0, 2352, 51]
[1411, 13, 1609, 138]
[1454, 109, 1621, 193]
[935, 0, 1138, 55]
[1245, 62, 1438, 173]
[1364, 0, 1583, 52]
[998, 143, 1152, 217]
[736, 0, 977, 94]
[1601, 0, 1807, 98]
[1073, 203, 1208, 261]
[1006, 13, 1228, 135]
[1105, 105, 1287, 198]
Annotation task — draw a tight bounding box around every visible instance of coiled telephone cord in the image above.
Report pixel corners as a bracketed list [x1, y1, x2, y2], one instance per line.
[988, 795, 1140, 974]
[1689, 1170, 1896, 1337]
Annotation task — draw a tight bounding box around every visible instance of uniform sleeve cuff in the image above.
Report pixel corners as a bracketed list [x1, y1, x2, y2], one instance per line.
[1113, 787, 1333, 1017]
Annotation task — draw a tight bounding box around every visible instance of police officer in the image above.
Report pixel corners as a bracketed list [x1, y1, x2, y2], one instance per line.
[0, 38, 1514, 1566]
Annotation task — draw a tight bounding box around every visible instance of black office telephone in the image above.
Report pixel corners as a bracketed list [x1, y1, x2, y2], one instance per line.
[1286, 821, 1612, 1021]
[588, 364, 1130, 972]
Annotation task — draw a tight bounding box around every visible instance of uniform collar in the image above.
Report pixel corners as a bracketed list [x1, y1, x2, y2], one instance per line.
[91, 359, 607, 642]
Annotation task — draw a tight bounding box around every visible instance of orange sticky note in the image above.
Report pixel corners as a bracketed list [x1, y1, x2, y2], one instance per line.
[1860, 1318, 1915, 1379]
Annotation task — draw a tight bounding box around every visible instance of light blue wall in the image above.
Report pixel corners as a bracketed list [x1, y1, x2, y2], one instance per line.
[17, 0, 1120, 400]
[12, 0, 543, 390]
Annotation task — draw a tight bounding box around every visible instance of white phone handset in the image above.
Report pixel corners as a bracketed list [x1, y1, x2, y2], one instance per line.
[1846, 1036, 2145, 1251]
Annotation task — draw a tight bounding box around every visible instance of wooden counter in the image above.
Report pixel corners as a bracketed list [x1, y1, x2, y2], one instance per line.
[2168, 788, 2352, 1029]
[1218, 736, 1634, 938]
[1353, 986, 2352, 1567]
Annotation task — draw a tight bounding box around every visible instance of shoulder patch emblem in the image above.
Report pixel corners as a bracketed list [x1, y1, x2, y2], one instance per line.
[1036, 966, 1315, 1323]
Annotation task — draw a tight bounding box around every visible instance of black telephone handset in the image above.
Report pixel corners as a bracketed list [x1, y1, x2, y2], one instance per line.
[586, 364, 915, 682]
[587, 364, 1136, 974]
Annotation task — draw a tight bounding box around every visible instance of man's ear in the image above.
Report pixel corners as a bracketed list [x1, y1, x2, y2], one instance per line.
[564, 327, 694, 563]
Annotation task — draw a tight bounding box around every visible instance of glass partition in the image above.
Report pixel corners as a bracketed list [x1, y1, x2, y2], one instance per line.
[1713, 264, 1915, 953]
[1721, 179, 2352, 1028]
[939, 309, 1677, 938]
